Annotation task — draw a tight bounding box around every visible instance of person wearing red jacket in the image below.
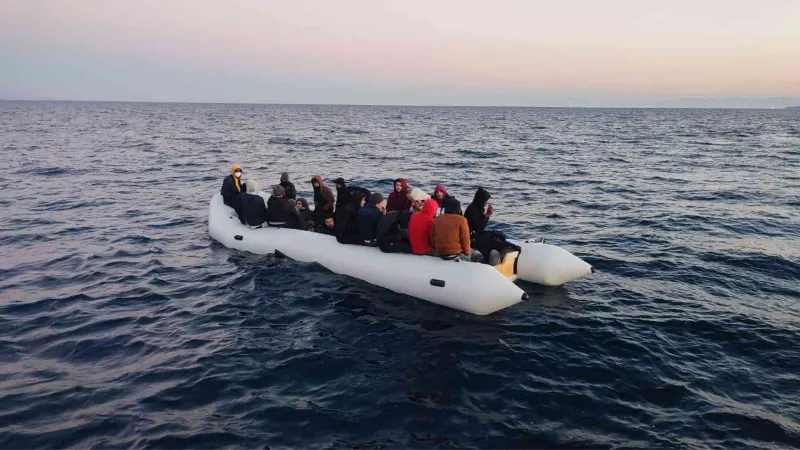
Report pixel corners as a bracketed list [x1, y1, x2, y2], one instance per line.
[408, 199, 438, 255]
[386, 178, 411, 212]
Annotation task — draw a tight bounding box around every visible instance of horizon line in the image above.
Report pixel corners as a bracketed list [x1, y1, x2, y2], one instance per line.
[0, 98, 797, 110]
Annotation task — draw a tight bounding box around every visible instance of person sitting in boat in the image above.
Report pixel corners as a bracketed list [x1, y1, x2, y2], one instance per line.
[295, 198, 313, 230]
[356, 193, 386, 245]
[408, 198, 439, 255]
[237, 179, 267, 228]
[279, 172, 297, 200]
[431, 198, 472, 260]
[408, 188, 430, 213]
[386, 178, 411, 212]
[311, 175, 335, 222]
[221, 164, 247, 210]
[376, 210, 413, 253]
[333, 177, 370, 212]
[335, 191, 367, 245]
[464, 188, 506, 265]
[317, 213, 337, 236]
[266, 185, 302, 229]
[431, 184, 455, 216]
[464, 187, 493, 234]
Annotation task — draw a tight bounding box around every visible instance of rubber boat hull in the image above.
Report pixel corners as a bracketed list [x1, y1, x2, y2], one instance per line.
[208, 193, 592, 315]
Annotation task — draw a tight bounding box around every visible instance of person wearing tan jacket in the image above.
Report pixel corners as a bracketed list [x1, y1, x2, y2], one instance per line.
[431, 198, 471, 259]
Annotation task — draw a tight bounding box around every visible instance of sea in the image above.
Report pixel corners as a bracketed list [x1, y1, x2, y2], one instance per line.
[1, 101, 798, 449]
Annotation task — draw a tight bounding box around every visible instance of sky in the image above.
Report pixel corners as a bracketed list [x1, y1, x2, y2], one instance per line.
[1, 0, 799, 107]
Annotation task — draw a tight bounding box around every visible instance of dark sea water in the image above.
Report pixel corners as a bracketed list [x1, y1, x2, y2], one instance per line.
[1, 101, 799, 449]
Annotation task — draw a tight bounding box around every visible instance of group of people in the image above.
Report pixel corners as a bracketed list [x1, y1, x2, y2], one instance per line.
[221, 165, 510, 264]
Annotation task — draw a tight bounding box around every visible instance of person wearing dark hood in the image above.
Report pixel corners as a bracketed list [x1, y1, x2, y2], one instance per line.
[334, 177, 370, 212]
[464, 187, 493, 234]
[237, 179, 267, 227]
[266, 185, 302, 229]
[221, 164, 247, 210]
[295, 198, 313, 230]
[376, 210, 413, 253]
[279, 172, 297, 200]
[386, 178, 411, 212]
[431, 184, 455, 216]
[311, 175, 335, 220]
[431, 198, 471, 260]
[356, 193, 386, 244]
[335, 191, 367, 245]
[317, 213, 337, 236]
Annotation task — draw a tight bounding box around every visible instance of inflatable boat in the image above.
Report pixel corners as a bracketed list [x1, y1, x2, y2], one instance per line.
[208, 193, 593, 315]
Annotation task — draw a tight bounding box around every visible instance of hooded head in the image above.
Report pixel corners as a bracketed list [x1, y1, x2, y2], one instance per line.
[333, 177, 346, 189]
[369, 192, 384, 206]
[420, 198, 438, 218]
[281, 172, 290, 182]
[350, 191, 366, 208]
[245, 179, 260, 194]
[444, 197, 462, 215]
[311, 175, 323, 188]
[472, 188, 491, 207]
[231, 164, 243, 192]
[434, 184, 448, 200]
[272, 185, 286, 198]
[393, 178, 408, 194]
[296, 198, 309, 210]
[408, 188, 430, 202]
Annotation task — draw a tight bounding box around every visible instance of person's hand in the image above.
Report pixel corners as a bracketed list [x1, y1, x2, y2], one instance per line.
[486, 204, 493, 216]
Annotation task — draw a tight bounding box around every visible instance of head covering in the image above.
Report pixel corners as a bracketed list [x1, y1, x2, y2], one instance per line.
[281, 172, 290, 182]
[333, 177, 346, 187]
[409, 188, 430, 202]
[393, 178, 408, 194]
[369, 192, 384, 205]
[420, 198, 438, 218]
[245, 179, 259, 194]
[272, 185, 286, 197]
[296, 198, 309, 209]
[472, 187, 491, 206]
[311, 175, 323, 186]
[350, 191, 366, 208]
[434, 184, 448, 197]
[444, 197, 461, 215]
[231, 164, 243, 192]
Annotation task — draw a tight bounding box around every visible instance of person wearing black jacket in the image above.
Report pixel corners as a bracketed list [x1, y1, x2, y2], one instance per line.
[237, 179, 268, 227]
[295, 198, 313, 230]
[464, 187, 493, 234]
[333, 177, 370, 212]
[221, 164, 247, 210]
[279, 172, 297, 200]
[266, 185, 302, 229]
[376, 210, 412, 253]
[356, 193, 386, 243]
[335, 191, 367, 245]
[317, 214, 337, 236]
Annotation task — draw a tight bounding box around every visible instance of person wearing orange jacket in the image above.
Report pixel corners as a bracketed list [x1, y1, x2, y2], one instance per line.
[431, 198, 471, 260]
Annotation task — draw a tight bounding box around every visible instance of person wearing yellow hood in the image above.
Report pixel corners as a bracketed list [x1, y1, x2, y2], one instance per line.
[221, 164, 247, 210]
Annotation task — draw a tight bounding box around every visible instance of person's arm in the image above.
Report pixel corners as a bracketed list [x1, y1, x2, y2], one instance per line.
[429, 222, 436, 249]
[460, 220, 471, 255]
[324, 188, 335, 212]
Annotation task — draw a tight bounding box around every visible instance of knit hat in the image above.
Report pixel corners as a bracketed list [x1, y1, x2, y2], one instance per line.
[272, 185, 286, 197]
[246, 179, 260, 194]
[369, 192, 384, 205]
[280, 172, 289, 182]
[333, 177, 346, 186]
[408, 188, 429, 202]
[444, 197, 461, 214]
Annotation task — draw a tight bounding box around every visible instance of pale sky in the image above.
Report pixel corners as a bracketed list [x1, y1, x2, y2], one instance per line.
[1, 0, 799, 106]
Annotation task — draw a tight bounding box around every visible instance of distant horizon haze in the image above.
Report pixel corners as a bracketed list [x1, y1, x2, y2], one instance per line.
[2, 0, 798, 107]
